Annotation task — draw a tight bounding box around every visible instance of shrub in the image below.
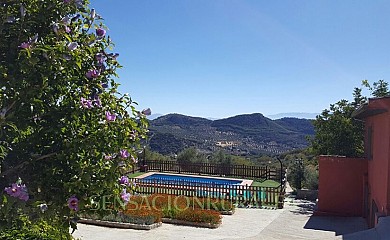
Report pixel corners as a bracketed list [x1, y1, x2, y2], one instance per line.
[176, 209, 221, 225]
[122, 206, 162, 224]
[303, 165, 319, 190]
[0, 219, 71, 240]
[121, 194, 226, 225]
[162, 207, 180, 219]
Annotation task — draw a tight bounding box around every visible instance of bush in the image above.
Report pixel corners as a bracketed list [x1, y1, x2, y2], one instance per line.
[123, 194, 226, 225]
[0, 220, 71, 240]
[176, 209, 221, 225]
[303, 165, 318, 190]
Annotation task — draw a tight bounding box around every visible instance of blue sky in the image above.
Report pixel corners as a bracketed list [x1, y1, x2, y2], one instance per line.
[90, 0, 390, 119]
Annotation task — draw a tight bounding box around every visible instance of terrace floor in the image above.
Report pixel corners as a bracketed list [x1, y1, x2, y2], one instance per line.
[72, 184, 369, 240]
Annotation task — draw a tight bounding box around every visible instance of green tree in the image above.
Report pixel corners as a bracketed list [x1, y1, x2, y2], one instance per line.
[362, 79, 390, 97]
[210, 150, 232, 165]
[288, 160, 305, 190]
[176, 147, 206, 165]
[0, 0, 148, 236]
[310, 80, 389, 157]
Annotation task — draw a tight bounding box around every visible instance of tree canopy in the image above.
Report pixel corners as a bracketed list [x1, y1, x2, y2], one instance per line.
[1, 0, 149, 237]
[310, 80, 389, 157]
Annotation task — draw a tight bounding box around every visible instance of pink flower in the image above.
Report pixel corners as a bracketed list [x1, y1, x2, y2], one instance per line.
[105, 111, 116, 122]
[80, 97, 93, 109]
[96, 28, 106, 38]
[120, 149, 129, 159]
[120, 189, 131, 204]
[68, 196, 79, 211]
[104, 154, 113, 160]
[86, 69, 99, 79]
[4, 182, 29, 201]
[19, 42, 31, 49]
[119, 176, 129, 185]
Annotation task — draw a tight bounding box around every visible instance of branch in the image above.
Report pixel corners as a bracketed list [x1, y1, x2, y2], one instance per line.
[1, 152, 56, 177]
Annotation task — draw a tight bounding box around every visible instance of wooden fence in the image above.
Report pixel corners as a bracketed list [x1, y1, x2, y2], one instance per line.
[145, 160, 283, 182]
[130, 178, 283, 208]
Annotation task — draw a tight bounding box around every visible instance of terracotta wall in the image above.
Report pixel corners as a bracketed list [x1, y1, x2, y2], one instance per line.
[316, 155, 367, 216]
[366, 110, 390, 216]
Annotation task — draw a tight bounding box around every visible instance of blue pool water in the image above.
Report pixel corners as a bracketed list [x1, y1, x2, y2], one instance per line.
[142, 173, 242, 186]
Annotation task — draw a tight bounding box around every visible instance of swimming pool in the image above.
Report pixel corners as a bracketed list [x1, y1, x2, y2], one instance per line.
[138, 172, 246, 186]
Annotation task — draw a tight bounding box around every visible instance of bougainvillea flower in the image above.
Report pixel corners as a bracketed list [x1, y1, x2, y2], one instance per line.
[141, 108, 152, 116]
[85, 69, 99, 79]
[19, 42, 31, 49]
[68, 42, 78, 51]
[120, 149, 130, 159]
[64, 0, 71, 3]
[104, 154, 113, 160]
[65, 26, 71, 33]
[105, 111, 116, 122]
[96, 28, 106, 38]
[68, 196, 79, 211]
[120, 189, 131, 204]
[119, 176, 129, 185]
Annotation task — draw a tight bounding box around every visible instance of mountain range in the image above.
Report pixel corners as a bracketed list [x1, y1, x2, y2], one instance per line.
[148, 113, 314, 156]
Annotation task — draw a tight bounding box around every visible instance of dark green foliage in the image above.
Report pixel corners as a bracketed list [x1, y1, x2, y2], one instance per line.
[304, 165, 318, 190]
[177, 147, 206, 164]
[310, 99, 365, 157]
[288, 160, 305, 190]
[149, 132, 196, 155]
[310, 80, 389, 157]
[0, 219, 72, 240]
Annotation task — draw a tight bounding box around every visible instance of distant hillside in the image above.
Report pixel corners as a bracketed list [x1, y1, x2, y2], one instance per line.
[149, 113, 314, 156]
[152, 114, 212, 126]
[267, 112, 319, 120]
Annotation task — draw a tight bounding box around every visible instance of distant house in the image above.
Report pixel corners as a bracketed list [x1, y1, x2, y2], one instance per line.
[316, 96, 390, 228]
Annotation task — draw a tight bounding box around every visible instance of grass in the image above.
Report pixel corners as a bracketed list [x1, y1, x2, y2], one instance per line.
[251, 180, 281, 188]
[127, 172, 146, 178]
